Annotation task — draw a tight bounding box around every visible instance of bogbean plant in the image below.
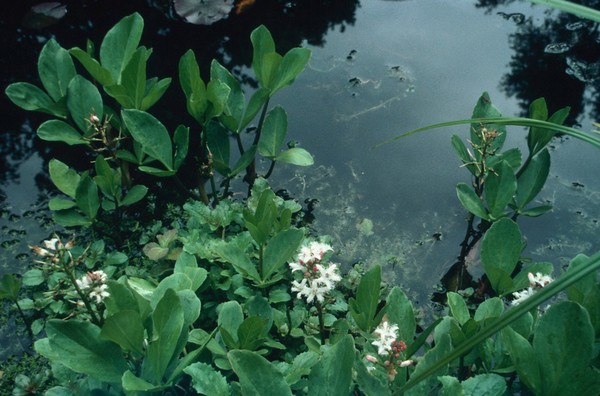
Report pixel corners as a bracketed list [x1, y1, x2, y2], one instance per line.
[3, 11, 600, 396]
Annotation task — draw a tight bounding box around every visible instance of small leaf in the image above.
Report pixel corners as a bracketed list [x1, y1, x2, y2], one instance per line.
[38, 120, 87, 146]
[228, 350, 292, 396]
[69, 47, 114, 86]
[481, 218, 522, 294]
[75, 174, 100, 220]
[49, 159, 80, 198]
[184, 362, 230, 396]
[516, 149, 550, 209]
[456, 183, 488, 220]
[67, 75, 103, 135]
[262, 228, 304, 280]
[38, 39, 76, 102]
[484, 160, 516, 219]
[258, 106, 287, 158]
[100, 13, 144, 83]
[275, 147, 314, 166]
[5, 82, 66, 117]
[122, 109, 173, 170]
[270, 47, 311, 94]
[121, 185, 148, 206]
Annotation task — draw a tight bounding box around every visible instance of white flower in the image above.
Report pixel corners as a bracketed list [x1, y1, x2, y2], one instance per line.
[43, 238, 61, 250]
[511, 287, 535, 306]
[89, 284, 110, 303]
[528, 272, 553, 288]
[76, 276, 91, 290]
[291, 278, 309, 298]
[88, 270, 107, 283]
[372, 321, 399, 356]
[315, 263, 341, 289]
[305, 279, 330, 303]
[297, 245, 314, 264]
[289, 261, 306, 273]
[309, 242, 333, 260]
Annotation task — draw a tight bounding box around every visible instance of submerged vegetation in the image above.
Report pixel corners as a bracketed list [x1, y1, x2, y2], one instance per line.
[2, 1, 600, 395]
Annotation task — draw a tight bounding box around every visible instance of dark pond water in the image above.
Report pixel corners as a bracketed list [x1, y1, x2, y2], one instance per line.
[2, 0, 600, 349]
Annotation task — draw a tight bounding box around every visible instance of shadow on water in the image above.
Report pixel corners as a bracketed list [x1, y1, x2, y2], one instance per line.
[476, 0, 600, 123]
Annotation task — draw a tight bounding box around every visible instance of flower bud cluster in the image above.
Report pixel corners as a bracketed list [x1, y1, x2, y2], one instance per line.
[29, 236, 74, 264]
[76, 270, 110, 304]
[289, 242, 341, 304]
[367, 320, 413, 381]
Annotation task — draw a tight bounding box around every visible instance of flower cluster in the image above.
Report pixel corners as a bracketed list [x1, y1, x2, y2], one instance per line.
[511, 272, 554, 306]
[289, 241, 341, 304]
[76, 270, 110, 304]
[367, 319, 413, 381]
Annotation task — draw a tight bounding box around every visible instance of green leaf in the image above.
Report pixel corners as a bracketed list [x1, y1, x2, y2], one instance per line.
[48, 198, 76, 210]
[447, 292, 470, 325]
[218, 301, 244, 345]
[173, 125, 189, 170]
[237, 316, 267, 350]
[462, 373, 507, 396]
[100, 13, 144, 83]
[385, 287, 416, 342]
[120, 46, 150, 109]
[451, 134, 477, 176]
[5, 82, 65, 117]
[100, 310, 144, 354]
[349, 265, 382, 333]
[355, 357, 391, 396]
[141, 77, 171, 111]
[470, 92, 506, 152]
[52, 209, 92, 227]
[37, 120, 87, 146]
[230, 145, 257, 177]
[67, 75, 103, 135]
[481, 218, 522, 294]
[405, 334, 452, 396]
[270, 47, 311, 94]
[258, 106, 287, 158]
[456, 183, 488, 220]
[484, 160, 516, 219]
[518, 205, 553, 217]
[534, 301, 598, 396]
[241, 88, 270, 131]
[69, 47, 114, 86]
[121, 185, 148, 206]
[122, 371, 164, 392]
[75, 174, 100, 220]
[36, 320, 128, 383]
[262, 228, 304, 280]
[275, 147, 314, 166]
[473, 297, 504, 322]
[229, 349, 292, 396]
[501, 326, 541, 393]
[213, 242, 261, 282]
[211, 59, 245, 131]
[251, 25, 276, 88]
[142, 288, 184, 384]
[49, 159, 80, 198]
[22, 269, 44, 286]
[206, 121, 231, 175]
[38, 39, 76, 102]
[566, 254, 600, 335]
[178, 49, 207, 122]
[206, 78, 231, 119]
[184, 362, 230, 396]
[122, 109, 173, 170]
[515, 149, 550, 210]
[0, 274, 21, 300]
[307, 335, 355, 396]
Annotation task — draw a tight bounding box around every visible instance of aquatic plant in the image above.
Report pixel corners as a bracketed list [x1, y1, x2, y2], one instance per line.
[3, 11, 600, 396]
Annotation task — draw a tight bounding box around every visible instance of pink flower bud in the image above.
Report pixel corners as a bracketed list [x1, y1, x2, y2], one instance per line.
[365, 354, 378, 363]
